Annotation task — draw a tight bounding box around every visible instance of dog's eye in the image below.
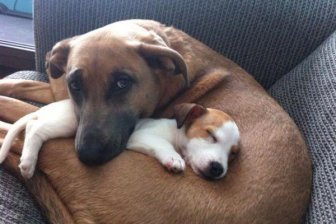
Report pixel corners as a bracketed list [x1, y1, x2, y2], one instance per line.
[107, 72, 134, 98]
[116, 78, 131, 89]
[69, 80, 81, 91]
[206, 129, 217, 143]
[68, 69, 83, 92]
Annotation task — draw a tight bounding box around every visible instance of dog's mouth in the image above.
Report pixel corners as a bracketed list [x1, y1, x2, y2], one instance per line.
[75, 123, 135, 165]
[75, 135, 124, 166]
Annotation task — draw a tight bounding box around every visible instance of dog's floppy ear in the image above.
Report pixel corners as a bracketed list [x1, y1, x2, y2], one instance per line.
[136, 35, 189, 88]
[173, 103, 207, 129]
[45, 38, 72, 79]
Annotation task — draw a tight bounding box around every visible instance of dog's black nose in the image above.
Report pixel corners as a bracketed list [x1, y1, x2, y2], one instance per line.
[208, 161, 224, 178]
[76, 136, 122, 165]
[77, 143, 107, 165]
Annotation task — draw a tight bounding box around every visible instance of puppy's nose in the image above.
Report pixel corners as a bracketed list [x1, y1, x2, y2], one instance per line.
[208, 161, 224, 178]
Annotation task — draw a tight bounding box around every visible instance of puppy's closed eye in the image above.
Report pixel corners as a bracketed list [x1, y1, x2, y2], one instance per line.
[206, 129, 217, 143]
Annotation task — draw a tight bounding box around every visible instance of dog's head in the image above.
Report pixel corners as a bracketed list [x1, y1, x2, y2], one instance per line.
[174, 103, 240, 180]
[45, 20, 189, 165]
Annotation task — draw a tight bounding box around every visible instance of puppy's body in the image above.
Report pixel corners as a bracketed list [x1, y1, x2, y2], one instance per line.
[127, 104, 240, 179]
[128, 118, 187, 173]
[0, 100, 77, 178]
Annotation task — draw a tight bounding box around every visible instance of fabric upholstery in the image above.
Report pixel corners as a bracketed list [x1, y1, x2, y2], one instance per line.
[34, 0, 336, 89]
[0, 167, 47, 224]
[4, 71, 48, 83]
[269, 31, 336, 224]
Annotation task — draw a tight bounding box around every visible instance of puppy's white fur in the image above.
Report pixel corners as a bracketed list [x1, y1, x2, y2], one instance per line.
[182, 122, 240, 178]
[0, 99, 77, 179]
[0, 101, 239, 180]
[127, 118, 186, 172]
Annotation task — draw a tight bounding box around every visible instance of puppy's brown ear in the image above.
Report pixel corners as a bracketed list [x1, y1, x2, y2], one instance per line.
[45, 38, 72, 79]
[137, 42, 189, 88]
[173, 103, 207, 129]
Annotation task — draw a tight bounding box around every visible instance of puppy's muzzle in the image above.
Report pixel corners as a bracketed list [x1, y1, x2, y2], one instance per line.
[200, 161, 225, 180]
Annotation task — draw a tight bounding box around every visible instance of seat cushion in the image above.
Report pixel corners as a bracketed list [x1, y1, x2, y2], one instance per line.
[0, 167, 47, 223]
[268, 31, 336, 223]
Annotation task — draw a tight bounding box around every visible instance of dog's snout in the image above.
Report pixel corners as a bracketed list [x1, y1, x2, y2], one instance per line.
[208, 161, 224, 179]
[76, 129, 124, 165]
[77, 141, 107, 165]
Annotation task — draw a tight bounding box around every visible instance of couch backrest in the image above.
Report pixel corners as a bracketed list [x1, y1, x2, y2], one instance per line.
[34, 0, 336, 89]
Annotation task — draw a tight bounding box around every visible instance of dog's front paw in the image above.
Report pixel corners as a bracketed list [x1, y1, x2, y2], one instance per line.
[162, 155, 186, 173]
[19, 159, 37, 179]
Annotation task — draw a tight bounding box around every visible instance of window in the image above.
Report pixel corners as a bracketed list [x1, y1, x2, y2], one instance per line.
[0, 0, 32, 19]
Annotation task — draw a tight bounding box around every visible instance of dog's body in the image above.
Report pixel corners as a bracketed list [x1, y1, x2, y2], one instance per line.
[0, 19, 311, 223]
[0, 100, 239, 180]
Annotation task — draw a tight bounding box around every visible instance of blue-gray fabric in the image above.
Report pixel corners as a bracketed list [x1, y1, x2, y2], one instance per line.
[269, 31, 336, 224]
[1, 0, 336, 223]
[0, 167, 47, 224]
[34, 0, 336, 89]
[4, 71, 48, 83]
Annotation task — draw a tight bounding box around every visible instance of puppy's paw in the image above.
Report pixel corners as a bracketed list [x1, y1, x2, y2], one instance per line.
[162, 155, 186, 173]
[19, 159, 36, 179]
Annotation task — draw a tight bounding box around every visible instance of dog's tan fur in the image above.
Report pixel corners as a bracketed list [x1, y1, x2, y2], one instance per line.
[0, 20, 311, 223]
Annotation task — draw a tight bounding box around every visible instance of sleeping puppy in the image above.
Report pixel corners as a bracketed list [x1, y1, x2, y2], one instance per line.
[0, 101, 239, 180]
[127, 103, 240, 180]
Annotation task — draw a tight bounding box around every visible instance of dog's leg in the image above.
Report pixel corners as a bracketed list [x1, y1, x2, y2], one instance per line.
[0, 80, 55, 104]
[127, 136, 185, 173]
[0, 96, 38, 123]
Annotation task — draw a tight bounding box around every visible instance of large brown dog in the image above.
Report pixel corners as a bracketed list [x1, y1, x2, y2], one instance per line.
[0, 20, 311, 223]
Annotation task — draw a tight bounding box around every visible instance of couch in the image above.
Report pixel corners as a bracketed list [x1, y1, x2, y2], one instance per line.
[1, 0, 335, 223]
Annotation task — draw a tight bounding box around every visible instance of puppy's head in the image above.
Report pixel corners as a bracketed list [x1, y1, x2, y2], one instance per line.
[174, 103, 240, 180]
[45, 20, 189, 165]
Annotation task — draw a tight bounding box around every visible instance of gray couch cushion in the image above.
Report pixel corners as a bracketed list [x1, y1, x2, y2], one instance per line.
[269, 31, 336, 223]
[4, 71, 48, 83]
[0, 167, 47, 224]
[34, 0, 336, 89]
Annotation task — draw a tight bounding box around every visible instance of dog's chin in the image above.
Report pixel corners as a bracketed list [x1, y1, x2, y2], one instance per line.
[75, 142, 125, 166]
[75, 133, 129, 166]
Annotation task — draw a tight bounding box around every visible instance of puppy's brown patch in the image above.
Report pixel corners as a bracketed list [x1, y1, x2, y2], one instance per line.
[186, 109, 233, 139]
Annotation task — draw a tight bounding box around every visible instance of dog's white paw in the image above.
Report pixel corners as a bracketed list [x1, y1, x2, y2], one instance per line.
[161, 155, 186, 173]
[19, 158, 36, 179]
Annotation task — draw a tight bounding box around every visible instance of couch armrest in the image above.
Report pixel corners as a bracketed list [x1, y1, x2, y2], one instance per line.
[268, 31, 336, 223]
